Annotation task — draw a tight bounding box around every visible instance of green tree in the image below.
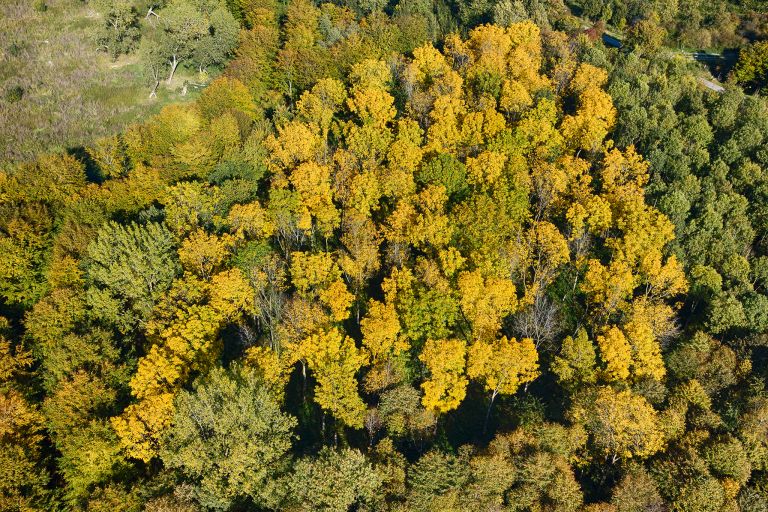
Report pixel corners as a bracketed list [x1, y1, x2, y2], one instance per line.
[287, 448, 383, 511]
[149, 0, 238, 84]
[610, 465, 664, 512]
[192, 4, 239, 72]
[552, 328, 598, 388]
[733, 41, 768, 88]
[94, 0, 142, 59]
[86, 221, 179, 334]
[156, 1, 209, 83]
[0, 391, 50, 512]
[703, 436, 752, 485]
[0, 325, 50, 511]
[161, 365, 297, 510]
[405, 450, 471, 512]
[42, 371, 125, 505]
[416, 153, 468, 200]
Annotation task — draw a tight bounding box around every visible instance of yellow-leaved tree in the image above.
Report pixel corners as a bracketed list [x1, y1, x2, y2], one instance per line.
[297, 328, 368, 428]
[112, 268, 255, 462]
[419, 338, 468, 414]
[570, 387, 664, 463]
[467, 336, 539, 432]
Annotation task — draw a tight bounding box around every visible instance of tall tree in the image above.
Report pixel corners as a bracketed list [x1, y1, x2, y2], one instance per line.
[86, 221, 179, 334]
[161, 365, 296, 510]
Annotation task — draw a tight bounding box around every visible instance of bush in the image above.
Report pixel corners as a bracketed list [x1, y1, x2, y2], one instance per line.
[5, 86, 24, 103]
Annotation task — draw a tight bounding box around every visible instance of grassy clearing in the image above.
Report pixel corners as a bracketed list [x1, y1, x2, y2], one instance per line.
[0, 0, 210, 166]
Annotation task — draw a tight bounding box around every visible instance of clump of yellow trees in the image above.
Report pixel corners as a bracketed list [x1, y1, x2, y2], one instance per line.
[105, 21, 686, 467]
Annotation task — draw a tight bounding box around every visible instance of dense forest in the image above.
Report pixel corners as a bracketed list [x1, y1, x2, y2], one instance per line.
[4, 0, 768, 511]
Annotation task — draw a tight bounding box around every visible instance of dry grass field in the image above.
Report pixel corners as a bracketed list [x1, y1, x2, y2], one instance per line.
[0, 0, 209, 166]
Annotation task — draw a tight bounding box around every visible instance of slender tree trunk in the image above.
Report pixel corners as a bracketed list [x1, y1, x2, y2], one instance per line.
[167, 55, 178, 84]
[149, 80, 159, 99]
[483, 391, 498, 435]
[356, 299, 361, 325]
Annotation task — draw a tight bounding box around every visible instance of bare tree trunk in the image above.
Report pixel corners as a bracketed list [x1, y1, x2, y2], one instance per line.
[167, 56, 178, 84]
[483, 391, 497, 435]
[356, 298, 361, 325]
[149, 80, 159, 99]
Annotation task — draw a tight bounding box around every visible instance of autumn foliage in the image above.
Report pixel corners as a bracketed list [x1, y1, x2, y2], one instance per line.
[6, 5, 768, 510]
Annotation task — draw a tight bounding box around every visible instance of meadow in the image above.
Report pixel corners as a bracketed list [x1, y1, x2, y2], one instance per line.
[0, 0, 208, 167]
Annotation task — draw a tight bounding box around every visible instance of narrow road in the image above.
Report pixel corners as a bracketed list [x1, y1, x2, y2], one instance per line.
[600, 34, 730, 93]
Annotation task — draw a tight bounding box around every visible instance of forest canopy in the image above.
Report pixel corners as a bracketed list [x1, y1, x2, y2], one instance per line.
[4, 0, 768, 511]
